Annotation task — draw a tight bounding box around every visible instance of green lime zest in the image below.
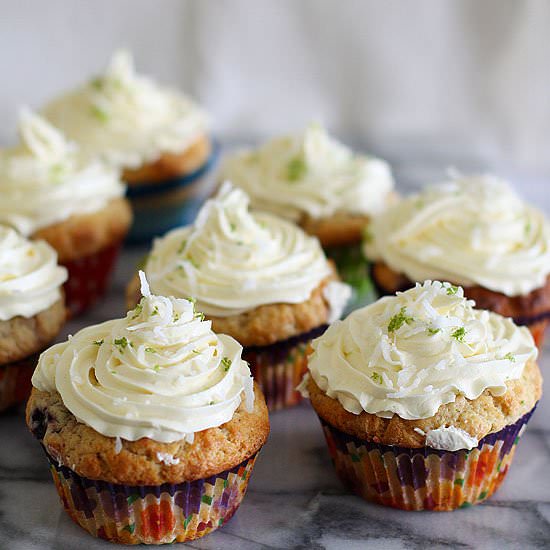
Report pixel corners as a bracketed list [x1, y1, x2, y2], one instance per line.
[286, 156, 307, 182]
[114, 337, 129, 352]
[370, 372, 383, 384]
[451, 327, 466, 343]
[131, 302, 143, 320]
[388, 307, 414, 333]
[90, 104, 109, 123]
[221, 357, 232, 372]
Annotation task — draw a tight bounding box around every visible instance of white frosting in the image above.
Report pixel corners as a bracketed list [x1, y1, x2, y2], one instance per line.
[32, 272, 254, 443]
[0, 109, 125, 236]
[323, 281, 353, 323]
[425, 426, 479, 451]
[221, 123, 394, 221]
[0, 226, 67, 320]
[307, 280, 537, 420]
[43, 50, 209, 169]
[145, 183, 339, 317]
[364, 173, 550, 297]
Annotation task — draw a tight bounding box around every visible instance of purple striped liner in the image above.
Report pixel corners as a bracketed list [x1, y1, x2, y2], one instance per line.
[45, 449, 258, 544]
[318, 406, 535, 511]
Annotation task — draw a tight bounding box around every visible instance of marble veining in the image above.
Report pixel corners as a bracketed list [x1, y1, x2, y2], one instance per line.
[2, 184, 550, 548]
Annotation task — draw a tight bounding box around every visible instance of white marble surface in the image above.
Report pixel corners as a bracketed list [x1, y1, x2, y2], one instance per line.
[2, 163, 550, 550]
[2, 246, 550, 550]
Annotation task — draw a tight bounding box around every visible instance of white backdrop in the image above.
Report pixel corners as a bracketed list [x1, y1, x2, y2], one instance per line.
[1, 0, 549, 183]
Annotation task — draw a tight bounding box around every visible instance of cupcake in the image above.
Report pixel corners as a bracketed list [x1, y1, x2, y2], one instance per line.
[0, 225, 67, 412]
[364, 174, 550, 348]
[0, 109, 131, 315]
[26, 272, 268, 544]
[126, 183, 351, 410]
[221, 122, 396, 311]
[43, 50, 216, 242]
[300, 280, 541, 511]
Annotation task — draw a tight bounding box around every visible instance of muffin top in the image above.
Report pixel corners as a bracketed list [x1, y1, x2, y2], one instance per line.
[0, 225, 67, 321]
[32, 272, 255, 443]
[303, 280, 540, 449]
[364, 173, 550, 297]
[221, 123, 394, 222]
[144, 183, 350, 319]
[42, 50, 209, 169]
[0, 109, 125, 236]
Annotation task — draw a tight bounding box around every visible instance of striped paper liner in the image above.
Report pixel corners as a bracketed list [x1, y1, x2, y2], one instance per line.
[243, 325, 327, 411]
[319, 408, 535, 511]
[46, 451, 258, 544]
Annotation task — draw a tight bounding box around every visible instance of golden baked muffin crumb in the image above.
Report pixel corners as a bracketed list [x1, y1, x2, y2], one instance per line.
[33, 197, 132, 263]
[27, 384, 268, 485]
[307, 359, 541, 448]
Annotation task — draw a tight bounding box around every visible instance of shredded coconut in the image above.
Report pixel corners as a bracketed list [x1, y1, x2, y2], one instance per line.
[156, 452, 180, 465]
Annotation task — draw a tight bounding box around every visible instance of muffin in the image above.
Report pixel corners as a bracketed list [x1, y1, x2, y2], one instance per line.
[0, 108, 131, 315]
[364, 173, 550, 347]
[0, 225, 67, 412]
[43, 50, 216, 242]
[300, 280, 541, 511]
[26, 272, 269, 544]
[221, 122, 396, 311]
[126, 183, 351, 410]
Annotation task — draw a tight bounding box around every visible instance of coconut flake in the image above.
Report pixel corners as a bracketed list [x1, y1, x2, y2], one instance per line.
[296, 374, 310, 398]
[139, 270, 151, 297]
[156, 452, 180, 465]
[243, 374, 255, 412]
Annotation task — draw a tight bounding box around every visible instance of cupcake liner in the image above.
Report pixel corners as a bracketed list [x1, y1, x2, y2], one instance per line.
[46, 450, 258, 544]
[0, 352, 39, 412]
[126, 145, 219, 243]
[62, 241, 122, 317]
[318, 407, 535, 511]
[324, 243, 376, 314]
[243, 325, 327, 411]
[526, 319, 548, 349]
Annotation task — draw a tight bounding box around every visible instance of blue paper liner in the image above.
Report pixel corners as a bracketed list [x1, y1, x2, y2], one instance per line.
[126, 143, 219, 243]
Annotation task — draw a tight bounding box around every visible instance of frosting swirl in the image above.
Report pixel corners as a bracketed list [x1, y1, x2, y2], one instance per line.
[221, 123, 394, 221]
[305, 280, 536, 420]
[364, 173, 550, 297]
[0, 109, 125, 236]
[32, 273, 254, 443]
[0, 226, 67, 320]
[145, 183, 340, 317]
[43, 50, 209, 169]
